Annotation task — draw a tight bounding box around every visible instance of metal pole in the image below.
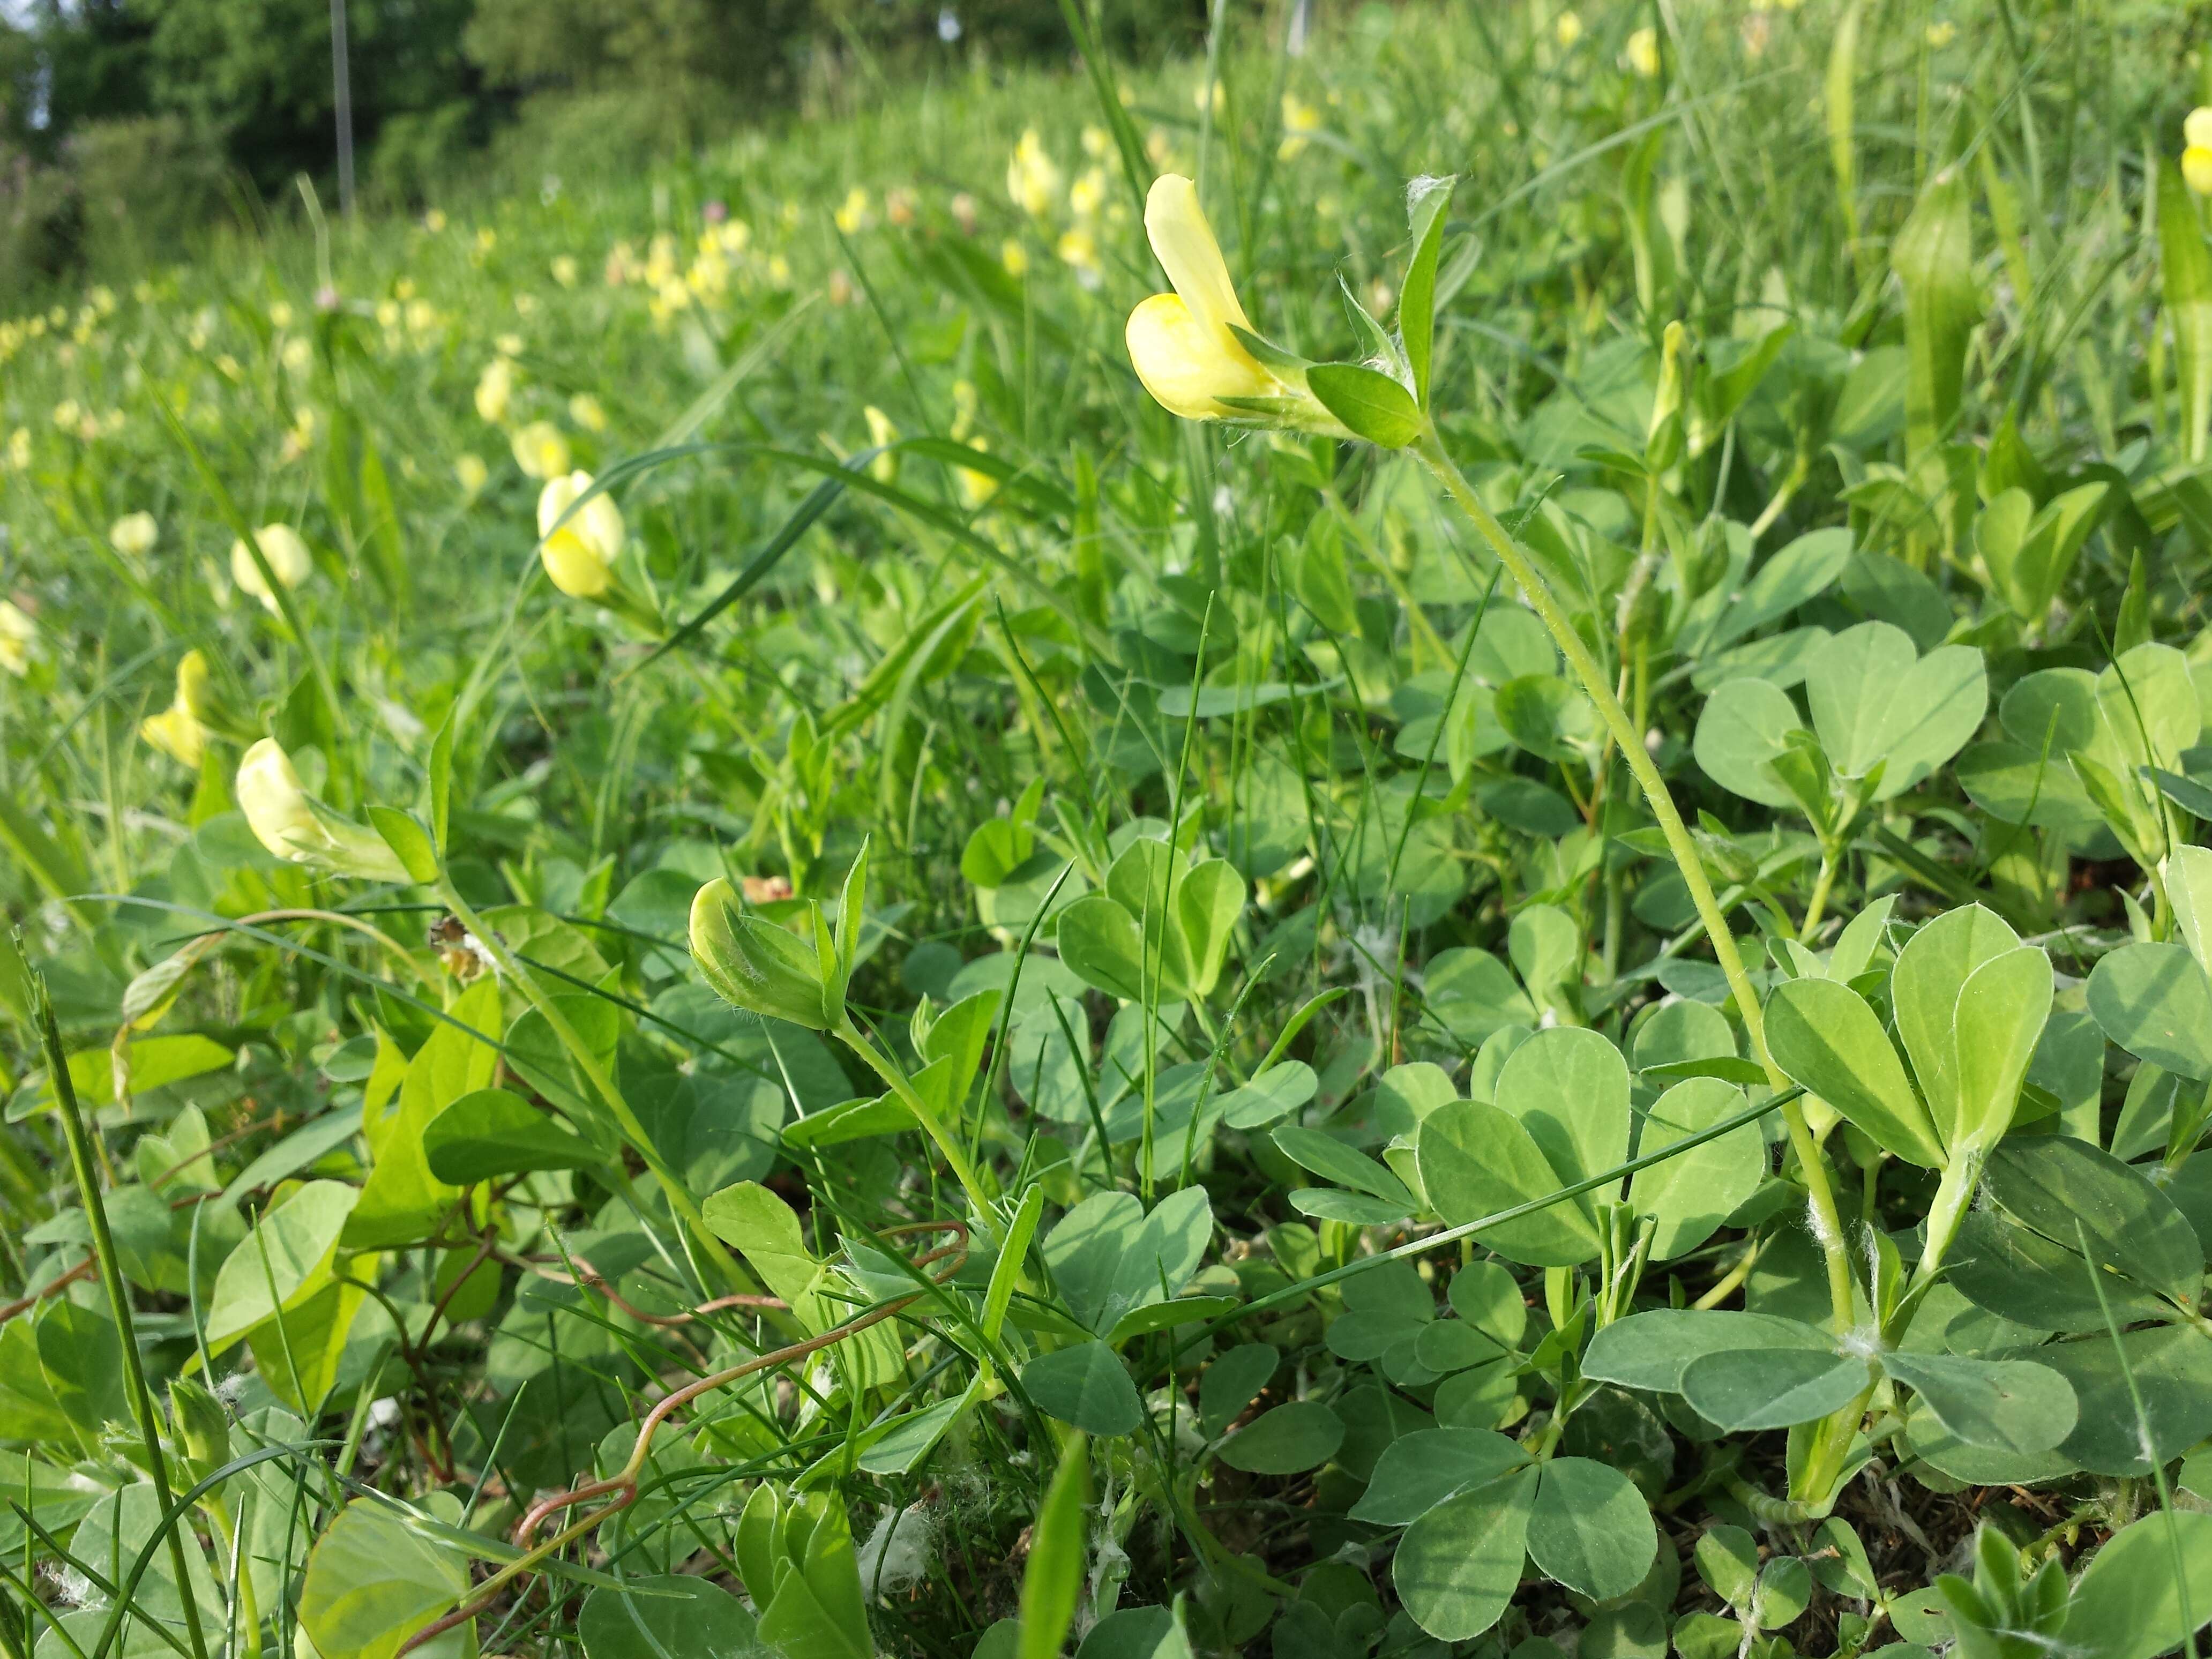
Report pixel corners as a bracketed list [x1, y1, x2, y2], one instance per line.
[331, 0, 355, 218]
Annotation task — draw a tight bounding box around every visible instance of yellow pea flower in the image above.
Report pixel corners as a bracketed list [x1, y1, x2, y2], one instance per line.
[1006, 130, 1061, 218]
[110, 511, 158, 557]
[474, 358, 514, 424]
[511, 420, 571, 480]
[237, 739, 408, 881]
[537, 471, 624, 598]
[0, 600, 34, 676]
[569, 393, 609, 433]
[2188, 107, 2212, 150]
[1124, 175, 1279, 421]
[1625, 26, 1661, 76]
[864, 406, 900, 483]
[230, 524, 313, 611]
[835, 188, 870, 234]
[1556, 10, 1583, 46]
[1278, 94, 1322, 161]
[141, 650, 211, 768]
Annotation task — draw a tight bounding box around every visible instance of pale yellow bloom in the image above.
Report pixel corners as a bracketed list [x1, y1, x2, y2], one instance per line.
[405, 298, 437, 335]
[536, 472, 624, 598]
[141, 650, 211, 767]
[474, 358, 514, 424]
[230, 525, 313, 611]
[956, 437, 998, 510]
[511, 421, 571, 480]
[424, 209, 447, 233]
[455, 453, 489, 496]
[569, 393, 608, 433]
[0, 600, 34, 675]
[475, 227, 497, 255]
[280, 337, 312, 375]
[1626, 25, 1661, 76]
[835, 188, 870, 234]
[1006, 130, 1062, 218]
[1124, 175, 1277, 421]
[495, 332, 524, 357]
[2188, 107, 2212, 151]
[1002, 238, 1030, 278]
[6, 429, 28, 469]
[269, 301, 294, 330]
[1194, 80, 1225, 117]
[864, 407, 900, 483]
[2188, 146, 2212, 197]
[1556, 10, 1583, 46]
[237, 739, 408, 881]
[551, 255, 580, 288]
[110, 511, 158, 558]
[1081, 124, 1111, 159]
[1070, 168, 1107, 218]
[1279, 95, 1322, 161]
[1057, 228, 1100, 273]
[1924, 20, 1955, 44]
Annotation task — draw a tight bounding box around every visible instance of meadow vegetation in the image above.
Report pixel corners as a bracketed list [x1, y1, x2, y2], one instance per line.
[6, 3, 2212, 1658]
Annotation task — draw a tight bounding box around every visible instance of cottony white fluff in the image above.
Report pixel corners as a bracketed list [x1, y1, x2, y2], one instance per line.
[856, 1503, 937, 1596]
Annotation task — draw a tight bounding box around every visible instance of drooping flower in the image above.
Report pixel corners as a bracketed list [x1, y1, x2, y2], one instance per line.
[141, 650, 211, 767]
[1006, 130, 1061, 218]
[1278, 95, 1323, 161]
[1124, 175, 1278, 421]
[864, 406, 900, 483]
[2186, 108, 2212, 194]
[568, 393, 608, 434]
[0, 600, 34, 675]
[474, 358, 514, 424]
[110, 511, 159, 558]
[236, 738, 409, 881]
[511, 421, 571, 480]
[536, 472, 624, 598]
[230, 525, 313, 612]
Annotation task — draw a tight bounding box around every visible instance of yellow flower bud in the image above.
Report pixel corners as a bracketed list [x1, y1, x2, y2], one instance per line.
[536, 472, 624, 598]
[1625, 26, 1661, 76]
[511, 420, 571, 480]
[230, 524, 312, 612]
[0, 599, 34, 676]
[110, 511, 158, 557]
[834, 188, 870, 235]
[237, 738, 408, 881]
[455, 453, 489, 496]
[141, 650, 211, 767]
[2187, 145, 2212, 197]
[1556, 10, 1583, 46]
[1124, 175, 1277, 421]
[1002, 238, 1029, 278]
[2187, 107, 2212, 152]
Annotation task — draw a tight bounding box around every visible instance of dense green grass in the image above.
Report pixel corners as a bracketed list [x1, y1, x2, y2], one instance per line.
[7, 3, 2212, 1659]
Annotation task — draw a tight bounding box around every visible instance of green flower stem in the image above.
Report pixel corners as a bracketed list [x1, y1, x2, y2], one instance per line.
[31, 966, 213, 1659]
[430, 875, 761, 1302]
[1413, 428, 1859, 1334]
[835, 1018, 1003, 1242]
[1799, 845, 1841, 943]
